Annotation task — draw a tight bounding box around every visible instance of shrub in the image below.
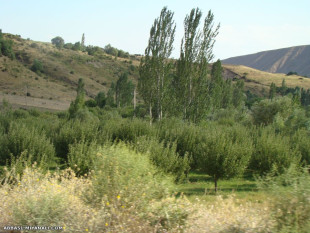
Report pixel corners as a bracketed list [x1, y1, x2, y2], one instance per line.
[54, 118, 99, 160]
[12, 109, 29, 119]
[0, 38, 15, 59]
[95, 91, 106, 108]
[0, 122, 56, 167]
[257, 165, 310, 232]
[134, 136, 191, 182]
[51, 36, 64, 49]
[252, 96, 295, 125]
[67, 139, 99, 176]
[0, 167, 94, 231]
[196, 124, 253, 191]
[85, 99, 97, 108]
[0, 158, 192, 232]
[31, 59, 44, 73]
[250, 127, 301, 174]
[101, 118, 154, 143]
[291, 129, 310, 165]
[85, 143, 172, 205]
[30, 43, 39, 48]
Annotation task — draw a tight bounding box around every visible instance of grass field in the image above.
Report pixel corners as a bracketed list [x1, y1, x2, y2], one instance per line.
[176, 172, 269, 203]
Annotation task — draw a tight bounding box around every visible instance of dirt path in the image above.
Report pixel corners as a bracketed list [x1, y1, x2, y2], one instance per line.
[0, 92, 70, 111]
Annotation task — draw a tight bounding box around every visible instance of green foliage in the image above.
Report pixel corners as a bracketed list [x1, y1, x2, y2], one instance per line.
[135, 136, 191, 182]
[106, 82, 116, 107]
[232, 79, 246, 108]
[85, 45, 100, 55]
[196, 124, 253, 191]
[51, 36, 64, 49]
[257, 165, 310, 233]
[115, 73, 134, 107]
[72, 41, 81, 51]
[81, 33, 85, 51]
[245, 90, 262, 108]
[0, 36, 15, 59]
[269, 82, 277, 99]
[139, 6, 176, 121]
[173, 9, 220, 122]
[85, 99, 97, 108]
[101, 118, 154, 143]
[0, 122, 56, 166]
[291, 129, 310, 165]
[31, 59, 44, 73]
[63, 42, 73, 49]
[67, 139, 98, 176]
[95, 91, 106, 108]
[86, 143, 172, 206]
[69, 78, 85, 118]
[250, 127, 301, 174]
[104, 44, 118, 57]
[117, 49, 129, 58]
[284, 108, 310, 132]
[252, 96, 295, 125]
[287, 71, 298, 76]
[54, 118, 99, 160]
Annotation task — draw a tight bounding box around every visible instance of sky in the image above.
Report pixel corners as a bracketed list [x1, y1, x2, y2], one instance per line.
[1, 0, 310, 60]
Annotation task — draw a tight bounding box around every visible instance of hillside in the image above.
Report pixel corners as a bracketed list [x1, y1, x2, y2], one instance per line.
[222, 45, 310, 77]
[0, 33, 140, 110]
[1, 33, 310, 110]
[222, 64, 310, 96]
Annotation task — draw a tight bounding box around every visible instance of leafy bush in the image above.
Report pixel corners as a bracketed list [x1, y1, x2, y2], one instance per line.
[0, 167, 94, 230]
[0, 154, 192, 232]
[291, 129, 310, 165]
[54, 119, 99, 160]
[85, 143, 172, 205]
[101, 118, 154, 143]
[0, 38, 15, 59]
[85, 99, 97, 107]
[67, 139, 99, 176]
[95, 91, 106, 108]
[196, 124, 253, 191]
[250, 127, 301, 174]
[0, 122, 56, 166]
[257, 165, 310, 232]
[31, 59, 44, 73]
[134, 136, 191, 182]
[252, 96, 295, 125]
[51, 36, 64, 49]
[12, 109, 29, 119]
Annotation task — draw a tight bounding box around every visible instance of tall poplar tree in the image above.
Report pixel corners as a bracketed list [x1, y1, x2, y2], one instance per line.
[69, 78, 85, 118]
[175, 8, 220, 122]
[138, 7, 176, 122]
[81, 33, 85, 51]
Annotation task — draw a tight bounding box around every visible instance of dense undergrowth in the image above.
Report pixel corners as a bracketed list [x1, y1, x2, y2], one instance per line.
[0, 97, 310, 232]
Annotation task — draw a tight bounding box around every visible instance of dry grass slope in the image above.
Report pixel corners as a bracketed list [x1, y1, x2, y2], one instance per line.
[223, 64, 310, 96]
[0, 33, 140, 110]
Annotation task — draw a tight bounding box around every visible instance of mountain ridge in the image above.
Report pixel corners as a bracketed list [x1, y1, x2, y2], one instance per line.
[222, 45, 310, 77]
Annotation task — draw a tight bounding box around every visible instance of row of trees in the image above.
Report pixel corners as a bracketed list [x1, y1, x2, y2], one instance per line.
[269, 80, 310, 106]
[69, 73, 135, 118]
[51, 34, 86, 51]
[51, 34, 130, 58]
[138, 7, 245, 123]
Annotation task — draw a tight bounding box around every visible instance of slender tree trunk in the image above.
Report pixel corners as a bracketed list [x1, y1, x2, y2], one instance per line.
[149, 103, 153, 125]
[157, 73, 161, 120]
[133, 88, 136, 117]
[214, 177, 218, 193]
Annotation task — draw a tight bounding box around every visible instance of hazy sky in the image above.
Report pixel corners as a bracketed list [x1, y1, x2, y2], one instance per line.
[1, 0, 309, 60]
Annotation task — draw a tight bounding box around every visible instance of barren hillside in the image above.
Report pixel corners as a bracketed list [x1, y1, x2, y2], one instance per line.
[222, 45, 310, 77]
